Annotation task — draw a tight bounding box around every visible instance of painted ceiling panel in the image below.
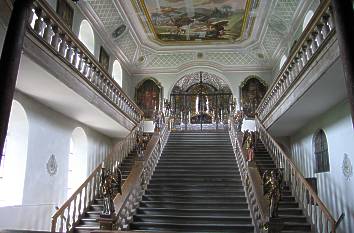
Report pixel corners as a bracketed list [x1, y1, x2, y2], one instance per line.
[131, 0, 259, 45]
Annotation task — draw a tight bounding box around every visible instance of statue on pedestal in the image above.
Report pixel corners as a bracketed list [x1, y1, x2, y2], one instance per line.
[263, 169, 283, 218]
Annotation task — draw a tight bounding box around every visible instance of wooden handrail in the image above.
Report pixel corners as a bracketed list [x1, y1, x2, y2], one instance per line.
[255, 116, 336, 233]
[114, 120, 170, 230]
[257, 0, 335, 121]
[51, 122, 142, 232]
[229, 117, 267, 232]
[29, 0, 143, 124]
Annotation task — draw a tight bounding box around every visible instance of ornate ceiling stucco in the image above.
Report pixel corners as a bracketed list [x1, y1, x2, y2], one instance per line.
[80, 0, 307, 74]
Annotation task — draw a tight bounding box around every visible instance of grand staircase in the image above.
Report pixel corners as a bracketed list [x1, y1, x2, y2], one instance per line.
[74, 151, 139, 233]
[130, 131, 254, 232]
[254, 138, 313, 233]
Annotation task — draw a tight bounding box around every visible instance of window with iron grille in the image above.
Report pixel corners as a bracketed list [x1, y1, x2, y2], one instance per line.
[314, 129, 330, 173]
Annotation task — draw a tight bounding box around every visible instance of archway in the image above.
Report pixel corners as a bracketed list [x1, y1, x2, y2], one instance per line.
[67, 127, 88, 197]
[0, 100, 29, 206]
[170, 71, 233, 130]
[78, 20, 95, 54]
[240, 76, 267, 118]
[135, 78, 163, 119]
[112, 60, 123, 87]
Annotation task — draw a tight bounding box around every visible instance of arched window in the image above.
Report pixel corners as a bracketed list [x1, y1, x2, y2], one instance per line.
[78, 20, 95, 54]
[0, 100, 29, 206]
[68, 127, 88, 197]
[303, 10, 314, 31]
[279, 55, 287, 70]
[112, 60, 122, 87]
[313, 129, 330, 173]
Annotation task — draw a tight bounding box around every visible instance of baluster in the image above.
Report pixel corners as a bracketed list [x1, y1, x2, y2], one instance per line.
[87, 181, 92, 209]
[326, 7, 334, 30]
[66, 206, 71, 232]
[89, 67, 97, 83]
[43, 17, 53, 44]
[29, 8, 35, 28]
[81, 58, 88, 76]
[78, 191, 82, 216]
[306, 38, 313, 60]
[50, 26, 60, 51]
[59, 214, 64, 232]
[319, 211, 323, 233]
[34, 8, 44, 35]
[86, 63, 93, 79]
[316, 24, 324, 46]
[78, 53, 84, 72]
[321, 14, 331, 38]
[310, 32, 319, 54]
[72, 197, 77, 224]
[72, 47, 79, 68]
[66, 41, 73, 63]
[58, 34, 67, 57]
[301, 45, 309, 65]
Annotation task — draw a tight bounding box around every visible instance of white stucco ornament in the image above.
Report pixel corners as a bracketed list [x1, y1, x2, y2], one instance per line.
[342, 153, 353, 180]
[46, 154, 58, 176]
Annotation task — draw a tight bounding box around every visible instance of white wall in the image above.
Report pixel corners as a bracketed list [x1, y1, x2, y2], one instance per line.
[0, 91, 113, 231]
[289, 100, 354, 233]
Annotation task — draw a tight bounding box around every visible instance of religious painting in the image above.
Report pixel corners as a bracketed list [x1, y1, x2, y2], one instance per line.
[240, 76, 267, 118]
[99, 47, 110, 71]
[132, 0, 259, 44]
[56, 0, 74, 29]
[135, 79, 162, 119]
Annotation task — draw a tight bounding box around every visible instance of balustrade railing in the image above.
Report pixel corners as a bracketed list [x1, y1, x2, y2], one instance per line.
[29, 0, 143, 124]
[115, 120, 170, 230]
[255, 116, 337, 233]
[229, 117, 267, 233]
[257, 0, 335, 121]
[51, 123, 141, 232]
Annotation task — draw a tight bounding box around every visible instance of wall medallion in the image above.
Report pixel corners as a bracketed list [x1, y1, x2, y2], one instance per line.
[342, 153, 353, 180]
[47, 154, 58, 176]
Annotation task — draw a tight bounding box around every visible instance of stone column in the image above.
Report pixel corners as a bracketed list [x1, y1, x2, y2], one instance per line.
[0, 0, 34, 164]
[331, 0, 354, 127]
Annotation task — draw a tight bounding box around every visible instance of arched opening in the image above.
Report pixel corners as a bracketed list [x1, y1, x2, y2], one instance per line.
[135, 78, 163, 119]
[240, 76, 268, 118]
[170, 71, 233, 130]
[112, 60, 123, 87]
[303, 10, 314, 31]
[313, 129, 330, 173]
[68, 127, 88, 197]
[279, 55, 287, 70]
[78, 20, 95, 54]
[0, 100, 29, 206]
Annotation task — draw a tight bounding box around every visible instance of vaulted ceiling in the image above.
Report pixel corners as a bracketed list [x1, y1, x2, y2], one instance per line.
[79, 0, 313, 74]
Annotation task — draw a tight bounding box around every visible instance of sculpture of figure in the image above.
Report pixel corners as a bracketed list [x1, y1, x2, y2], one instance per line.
[101, 166, 122, 217]
[136, 131, 144, 158]
[153, 109, 160, 132]
[242, 130, 254, 162]
[234, 110, 244, 132]
[164, 99, 171, 117]
[263, 169, 283, 218]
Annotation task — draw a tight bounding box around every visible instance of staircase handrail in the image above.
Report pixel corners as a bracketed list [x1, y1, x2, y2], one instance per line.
[256, 0, 335, 121]
[255, 116, 337, 233]
[50, 122, 142, 232]
[229, 117, 267, 232]
[114, 120, 170, 230]
[29, 0, 143, 124]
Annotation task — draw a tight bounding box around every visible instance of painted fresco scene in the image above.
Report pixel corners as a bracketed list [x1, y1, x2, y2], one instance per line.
[138, 0, 253, 43]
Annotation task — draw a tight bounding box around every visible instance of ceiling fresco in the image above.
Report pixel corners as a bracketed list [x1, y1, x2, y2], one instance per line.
[132, 0, 259, 44]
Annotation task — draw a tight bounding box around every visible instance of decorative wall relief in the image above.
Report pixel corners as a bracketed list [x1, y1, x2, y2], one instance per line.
[135, 78, 163, 119]
[47, 154, 58, 176]
[342, 153, 353, 180]
[240, 76, 267, 118]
